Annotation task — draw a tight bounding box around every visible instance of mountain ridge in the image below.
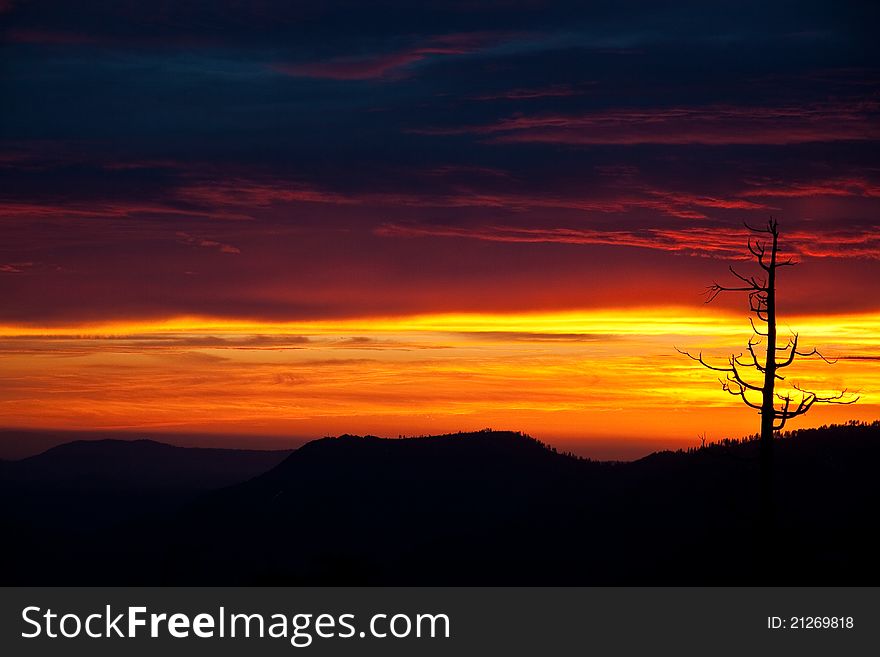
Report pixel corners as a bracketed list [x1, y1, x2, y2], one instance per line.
[2, 422, 878, 585]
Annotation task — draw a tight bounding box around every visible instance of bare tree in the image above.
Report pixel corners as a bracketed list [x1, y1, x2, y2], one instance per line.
[678, 218, 857, 532]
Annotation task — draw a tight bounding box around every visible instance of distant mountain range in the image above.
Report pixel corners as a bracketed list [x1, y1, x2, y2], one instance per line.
[2, 423, 878, 585]
[1, 438, 293, 491]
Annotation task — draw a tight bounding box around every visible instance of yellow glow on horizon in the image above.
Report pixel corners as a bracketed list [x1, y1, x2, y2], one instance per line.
[2, 306, 879, 337]
[0, 307, 732, 336]
[1, 307, 877, 458]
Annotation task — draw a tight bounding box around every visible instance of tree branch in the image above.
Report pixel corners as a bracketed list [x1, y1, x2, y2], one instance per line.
[773, 394, 792, 431]
[706, 283, 753, 303]
[728, 360, 763, 392]
[728, 266, 766, 291]
[749, 316, 768, 336]
[720, 377, 763, 410]
[791, 383, 859, 406]
[675, 347, 733, 373]
[777, 333, 800, 369]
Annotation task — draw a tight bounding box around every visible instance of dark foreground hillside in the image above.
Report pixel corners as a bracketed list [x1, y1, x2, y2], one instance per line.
[0, 440, 293, 572]
[2, 423, 878, 585]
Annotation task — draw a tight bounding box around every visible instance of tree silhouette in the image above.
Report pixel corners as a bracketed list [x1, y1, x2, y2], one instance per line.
[677, 218, 857, 533]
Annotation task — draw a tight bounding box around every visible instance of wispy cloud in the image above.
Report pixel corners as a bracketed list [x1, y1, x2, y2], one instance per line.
[376, 223, 880, 259]
[0, 262, 34, 274]
[270, 32, 509, 80]
[365, 187, 767, 219]
[739, 176, 880, 198]
[176, 231, 241, 255]
[415, 101, 880, 145]
[470, 84, 588, 101]
[176, 179, 358, 208]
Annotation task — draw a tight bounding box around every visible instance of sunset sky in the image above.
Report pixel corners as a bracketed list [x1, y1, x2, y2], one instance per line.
[1, 1, 878, 458]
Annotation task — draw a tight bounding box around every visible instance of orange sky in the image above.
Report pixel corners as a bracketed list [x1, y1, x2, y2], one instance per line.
[1, 307, 875, 458]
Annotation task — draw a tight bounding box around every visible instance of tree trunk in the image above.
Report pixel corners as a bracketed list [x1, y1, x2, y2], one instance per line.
[759, 228, 779, 543]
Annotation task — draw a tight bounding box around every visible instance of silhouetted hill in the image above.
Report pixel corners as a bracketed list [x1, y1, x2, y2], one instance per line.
[0, 439, 292, 569]
[143, 423, 880, 585]
[2, 423, 879, 585]
[141, 430, 603, 585]
[0, 428, 306, 460]
[1, 439, 293, 491]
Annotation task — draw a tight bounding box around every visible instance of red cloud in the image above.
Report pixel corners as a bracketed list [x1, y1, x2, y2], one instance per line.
[177, 180, 357, 208]
[376, 223, 880, 260]
[0, 262, 34, 274]
[270, 32, 507, 80]
[415, 101, 880, 145]
[176, 231, 241, 255]
[0, 172, 768, 226]
[271, 51, 429, 81]
[0, 199, 251, 222]
[471, 84, 586, 101]
[0, 179, 357, 224]
[739, 177, 880, 198]
[365, 187, 767, 219]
